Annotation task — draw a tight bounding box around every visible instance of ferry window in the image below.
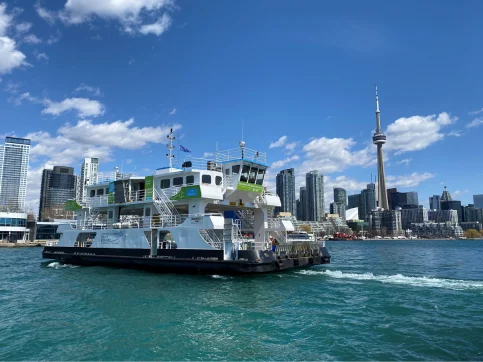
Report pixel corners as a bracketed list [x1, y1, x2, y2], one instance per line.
[160, 179, 170, 189]
[232, 165, 240, 174]
[145, 208, 151, 217]
[186, 175, 194, 184]
[97, 188, 104, 196]
[248, 167, 258, 184]
[108, 210, 113, 219]
[256, 169, 265, 185]
[240, 165, 250, 182]
[105, 188, 109, 194]
[202, 175, 211, 184]
[215, 176, 222, 185]
[225, 169, 230, 175]
[90, 190, 95, 197]
[173, 177, 183, 186]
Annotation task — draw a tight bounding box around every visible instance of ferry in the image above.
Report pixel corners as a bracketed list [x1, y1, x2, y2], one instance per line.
[42, 130, 330, 274]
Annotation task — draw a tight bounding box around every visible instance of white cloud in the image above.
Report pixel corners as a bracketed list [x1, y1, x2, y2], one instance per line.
[447, 130, 462, 137]
[271, 155, 300, 169]
[42, 97, 105, 117]
[284, 142, 297, 152]
[4, 80, 20, 93]
[386, 172, 435, 188]
[58, 119, 182, 149]
[396, 158, 411, 166]
[466, 118, 483, 129]
[35, 3, 57, 25]
[0, 3, 12, 36]
[15, 22, 32, 33]
[203, 152, 214, 158]
[269, 135, 287, 148]
[0, 36, 26, 74]
[385, 112, 456, 154]
[73, 83, 102, 97]
[9, 91, 40, 105]
[35, 52, 49, 62]
[46, 31, 61, 44]
[169, 107, 176, 115]
[301, 137, 374, 174]
[139, 13, 172, 36]
[469, 108, 483, 116]
[23, 34, 42, 44]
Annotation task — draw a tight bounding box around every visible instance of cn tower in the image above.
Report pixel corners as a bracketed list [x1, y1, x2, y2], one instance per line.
[373, 86, 389, 210]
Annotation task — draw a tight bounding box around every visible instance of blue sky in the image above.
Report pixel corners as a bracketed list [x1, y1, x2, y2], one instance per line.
[0, 0, 482, 212]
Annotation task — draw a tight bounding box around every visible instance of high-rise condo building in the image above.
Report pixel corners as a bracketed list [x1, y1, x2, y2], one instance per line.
[473, 194, 483, 209]
[348, 194, 360, 209]
[330, 202, 346, 220]
[359, 183, 376, 221]
[38, 166, 77, 221]
[429, 195, 441, 210]
[297, 186, 308, 221]
[0, 137, 31, 211]
[306, 170, 324, 221]
[79, 157, 99, 203]
[333, 187, 347, 206]
[275, 168, 296, 216]
[441, 200, 462, 224]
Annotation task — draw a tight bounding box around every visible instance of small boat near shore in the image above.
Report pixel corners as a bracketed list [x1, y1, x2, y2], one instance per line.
[43, 130, 330, 274]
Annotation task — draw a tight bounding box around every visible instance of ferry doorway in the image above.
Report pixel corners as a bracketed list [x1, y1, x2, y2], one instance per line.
[74, 232, 96, 247]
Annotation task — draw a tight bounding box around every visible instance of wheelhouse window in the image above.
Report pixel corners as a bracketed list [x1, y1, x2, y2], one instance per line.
[248, 167, 258, 184]
[97, 188, 104, 196]
[202, 175, 211, 184]
[256, 169, 265, 185]
[225, 168, 230, 175]
[186, 175, 194, 185]
[215, 176, 222, 185]
[90, 190, 95, 197]
[240, 165, 250, 182]
[160, 179, 170, 189]
[232, 165, 240, 175]
[173, 177, 183, 186]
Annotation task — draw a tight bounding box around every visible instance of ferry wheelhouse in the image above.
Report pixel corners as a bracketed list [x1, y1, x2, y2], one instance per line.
[42, 131, 330, 274]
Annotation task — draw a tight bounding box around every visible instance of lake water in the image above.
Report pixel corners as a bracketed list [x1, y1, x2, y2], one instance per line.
[1, 240, 482, 360]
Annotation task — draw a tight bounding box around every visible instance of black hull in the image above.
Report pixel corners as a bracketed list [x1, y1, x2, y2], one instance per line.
[42, 246, 331, 274]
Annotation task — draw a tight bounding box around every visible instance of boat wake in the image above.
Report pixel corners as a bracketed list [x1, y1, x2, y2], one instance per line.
[47, 262, 78, 269]
[297, 269, 483, 291]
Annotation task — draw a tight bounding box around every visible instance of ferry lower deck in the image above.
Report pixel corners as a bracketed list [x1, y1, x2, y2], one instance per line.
[42, 245, 331, 274]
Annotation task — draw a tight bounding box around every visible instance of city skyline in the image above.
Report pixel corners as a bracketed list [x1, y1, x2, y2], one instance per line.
[0, 1, 481, 213]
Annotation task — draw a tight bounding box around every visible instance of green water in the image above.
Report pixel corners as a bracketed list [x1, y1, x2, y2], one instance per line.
[1, 240, 482, 360]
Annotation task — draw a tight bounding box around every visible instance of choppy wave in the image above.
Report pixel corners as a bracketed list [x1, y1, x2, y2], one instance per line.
[47, 262, 78, 269]
[297, 269, 483, 291]
[210, 275, 232, 279]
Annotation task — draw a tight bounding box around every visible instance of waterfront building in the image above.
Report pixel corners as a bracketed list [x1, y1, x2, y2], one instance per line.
[297, 186, 308, 221]
[460, 221, 482, 232]
[275, 168, 296, 216]
[387, 188, 398, 210]
[473, 194, 483, 209]
[333, 187, 347, 206]
[38, 166, 77, 221]
[429, 195, 441, 210]
[0, 212, 29, 241]
[441, 200, 462, 224]
[462, 204, 483, 223]
[359, 183, 376, 221]
[79, 157, 99, 203]
[372, 86, 389, 210]
[306, 171, 324, 221]
[387, 190, 419, 209]
[0, 137, 31, 211]
[369, 209, 402, 236]
[348, 194, 360, 209]
[329, 202, 346, 220]
[411, 222, 463, 239]
[428, 209, 458, 224]
[400, 207, 428, 230]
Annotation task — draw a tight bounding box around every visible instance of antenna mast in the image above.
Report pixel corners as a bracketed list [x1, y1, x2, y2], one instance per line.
[166, 128, 175, 168]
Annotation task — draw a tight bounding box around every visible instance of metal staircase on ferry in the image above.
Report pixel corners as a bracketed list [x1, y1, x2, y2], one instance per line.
[234, 209, 255, 230]
[199, 229, 223, 249]
[153, 188, 181, 226]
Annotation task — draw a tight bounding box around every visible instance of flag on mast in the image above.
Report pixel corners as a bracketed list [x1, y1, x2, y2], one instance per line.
[179, 145, 191, 153]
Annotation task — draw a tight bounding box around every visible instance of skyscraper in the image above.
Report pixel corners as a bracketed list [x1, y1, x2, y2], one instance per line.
[372, 86, 389, 210]
[359, 183, 376, 221]
[441, 186, 452, 202]
[330, 202, 346, 220]
[79, 157, 99, 203]
[38, 166, 77, 221]
[441, 200, 463, 224]
[306, 171, 324, 221]
[429, 195, 441, 210]
[473, 194, 483, 209]
[275, 168, 296, 216]
[348, 194, 360, 209]
[389, 191, 419, 209]
[333, 187, 347, 206]
[0, 137, 31, 211]
[298, 186, 308, 221]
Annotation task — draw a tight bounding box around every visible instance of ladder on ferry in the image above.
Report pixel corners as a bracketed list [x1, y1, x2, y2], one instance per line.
[153, 188, 181, 226]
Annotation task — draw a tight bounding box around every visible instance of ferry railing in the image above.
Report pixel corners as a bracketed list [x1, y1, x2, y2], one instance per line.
[274, 242, 320, 257]
[180, 157, 223, 171]
[199, 229, 223, 249]
[215, 148, 266, 165]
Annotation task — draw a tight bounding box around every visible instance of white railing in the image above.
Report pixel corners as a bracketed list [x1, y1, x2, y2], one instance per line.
[215, 148, 266, 164]
[92, 171, 133, 185]
[86, 196, 109, 208]
[180, 157, 222, 171]
[153, 188, 181, 226]
[221, 175, 234, 193]
[199, 229, 223, 249]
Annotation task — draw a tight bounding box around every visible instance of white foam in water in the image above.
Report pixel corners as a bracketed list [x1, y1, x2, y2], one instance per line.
[297, 269, 483, 291]
[47, 262, 78, 269]
[210, 275, 232, 279]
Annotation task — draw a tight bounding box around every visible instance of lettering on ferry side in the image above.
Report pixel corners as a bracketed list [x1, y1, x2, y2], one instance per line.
[100, 231, 123, 245]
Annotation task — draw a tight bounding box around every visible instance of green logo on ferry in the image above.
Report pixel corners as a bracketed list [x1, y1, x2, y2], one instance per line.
[170, 186, 201, 200]
[145, 176, 154, 200]
[237, 182, 263, 193]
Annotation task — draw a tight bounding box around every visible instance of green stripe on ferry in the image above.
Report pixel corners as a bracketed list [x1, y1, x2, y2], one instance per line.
[237, 182, 263, 193]
[170, 185, 201, 200]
